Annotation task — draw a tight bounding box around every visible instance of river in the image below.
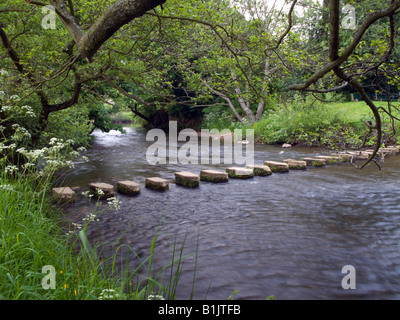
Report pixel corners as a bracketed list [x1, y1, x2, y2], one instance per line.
[63, 126, 400, 300]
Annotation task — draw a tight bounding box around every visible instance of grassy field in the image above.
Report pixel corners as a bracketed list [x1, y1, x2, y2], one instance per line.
[325, 101, 400, 124]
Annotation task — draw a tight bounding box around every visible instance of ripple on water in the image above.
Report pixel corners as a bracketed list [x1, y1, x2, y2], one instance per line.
[65, 128, 400, 299]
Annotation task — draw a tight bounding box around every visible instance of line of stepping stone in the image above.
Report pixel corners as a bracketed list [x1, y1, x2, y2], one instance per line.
[52, 146, 399, 204]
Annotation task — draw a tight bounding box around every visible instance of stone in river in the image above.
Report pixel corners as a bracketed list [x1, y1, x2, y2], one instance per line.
[245, 165, 272, 176]
[52, 187, 75, 203]
[302, 158, 326, 167]
[117, 180, 141, 196]
[145, 177, 169, 191]
[89, 182, 115, 199]
[263, 161, 289, 173]
[174, 171, 200, 188]
[200, 170, 229, 183]
[282, 159, 307, 170]
[225, 167, 254, 179]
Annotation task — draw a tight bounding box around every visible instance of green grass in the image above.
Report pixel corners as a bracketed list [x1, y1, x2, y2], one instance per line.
[0, 169, 195, 300]
[325, 101, 400, 124]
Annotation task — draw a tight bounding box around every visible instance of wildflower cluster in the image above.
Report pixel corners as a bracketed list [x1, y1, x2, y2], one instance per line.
[98, 289, 119, 300]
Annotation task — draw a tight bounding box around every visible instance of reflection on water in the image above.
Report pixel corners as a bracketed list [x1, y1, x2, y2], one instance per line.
[64, 127, 400, 299]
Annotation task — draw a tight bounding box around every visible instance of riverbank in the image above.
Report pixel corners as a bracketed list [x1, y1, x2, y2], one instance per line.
[0, 166, 188, 300]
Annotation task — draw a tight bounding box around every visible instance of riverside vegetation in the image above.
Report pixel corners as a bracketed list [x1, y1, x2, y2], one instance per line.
[0, 134, 196, 300]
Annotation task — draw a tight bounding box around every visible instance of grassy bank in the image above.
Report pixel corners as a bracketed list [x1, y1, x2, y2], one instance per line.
[0, 167, 191, 300]
[202, 99, 400, 149]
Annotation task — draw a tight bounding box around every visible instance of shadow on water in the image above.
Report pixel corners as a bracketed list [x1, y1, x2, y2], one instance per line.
[63, 127, 400, 300]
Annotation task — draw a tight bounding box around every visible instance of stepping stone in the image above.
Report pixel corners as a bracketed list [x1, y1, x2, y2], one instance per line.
[263, 161, 289, 173]
[379, 147, 400, 155]
[332, 153, 353, 162]
[345, 151, 369, 160]
[145, 177, 169, 191]
[52, 187, 75, 203]
[245, 165, 272, 176]
[282, 143, 292, 148]
[89, 182, 115, 199]
[174, 171, 200, 188]
[282, 159, 307, 170]
[226, 167, 254, 179]
[200, 170, 229, 183]
[315, 155, 342, 165]
[117, 180, 141, 196]
[302, 158, 326, 167]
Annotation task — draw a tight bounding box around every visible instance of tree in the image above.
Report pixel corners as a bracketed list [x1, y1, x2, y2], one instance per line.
[289, 0, 400, 168]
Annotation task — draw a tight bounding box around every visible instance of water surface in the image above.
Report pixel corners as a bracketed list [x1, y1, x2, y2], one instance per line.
[64, 127, 400, 300]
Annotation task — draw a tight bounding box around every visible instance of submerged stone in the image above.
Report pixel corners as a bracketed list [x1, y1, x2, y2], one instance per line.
[117, 180, 141, 196]
[89, 182, 115, 199]
[245, 165, 272, 176]
[174, 171, 200, 188]
[302, 158, 326, 167]
[52, 187, 75, 203]
[225, 167, 254, 179]
[282, 159, 307, 170]
[263, 161, 289, 173]
[145, 177, 169, 191]
[200, 170, 229, 183]
[314, 155, 341, 165]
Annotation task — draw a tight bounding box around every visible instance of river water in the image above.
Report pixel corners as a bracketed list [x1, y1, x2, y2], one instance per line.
[63, 126, 400, 300]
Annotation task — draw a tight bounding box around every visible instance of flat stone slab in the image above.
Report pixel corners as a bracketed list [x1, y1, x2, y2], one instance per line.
[226, 167, 254, 179]
[263, 161, 289, 173]
[174, 171, 200, 188]
[282, 159, 307, 170]
[117, 180, 141, 196]
[314, 155, 342, 165]
[89, 182, 115, 199]
[245, 165, 272, 176]
[379, 147, 400, 155]
[302, 158, 326, 167]
[331, 153, 353, 162]
[52, 187, 75, 203]
[145, 177, 169, 191]
[200, 170, 229, 183]
[345, 151, 370, 160]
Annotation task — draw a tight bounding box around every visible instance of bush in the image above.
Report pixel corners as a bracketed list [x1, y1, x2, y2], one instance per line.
[253, 96, 344, 145]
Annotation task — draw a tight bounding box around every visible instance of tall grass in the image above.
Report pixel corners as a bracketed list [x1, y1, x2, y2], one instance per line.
[0, 168, 196, 300]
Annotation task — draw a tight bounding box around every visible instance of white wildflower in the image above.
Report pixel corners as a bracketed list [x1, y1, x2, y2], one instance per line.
[69, 151, 79, 158]
[147, 294, 165, 300]
[107, 197, 121, 211]
[83, 212, 99, 223]
[5, 165, 18, 174]
[10, 95, 20, 101]
[0, 69, 9, 76]
[77, 146, 87, 152]
[16, 147, 27, 154]
[22, 163, 35, 170]
[26, 111, 36, 118]
[0, 91, 5, 99]
[66, 139, 75, 145]
[98, 289, 119, 300]
[0, 184, 13, 191]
